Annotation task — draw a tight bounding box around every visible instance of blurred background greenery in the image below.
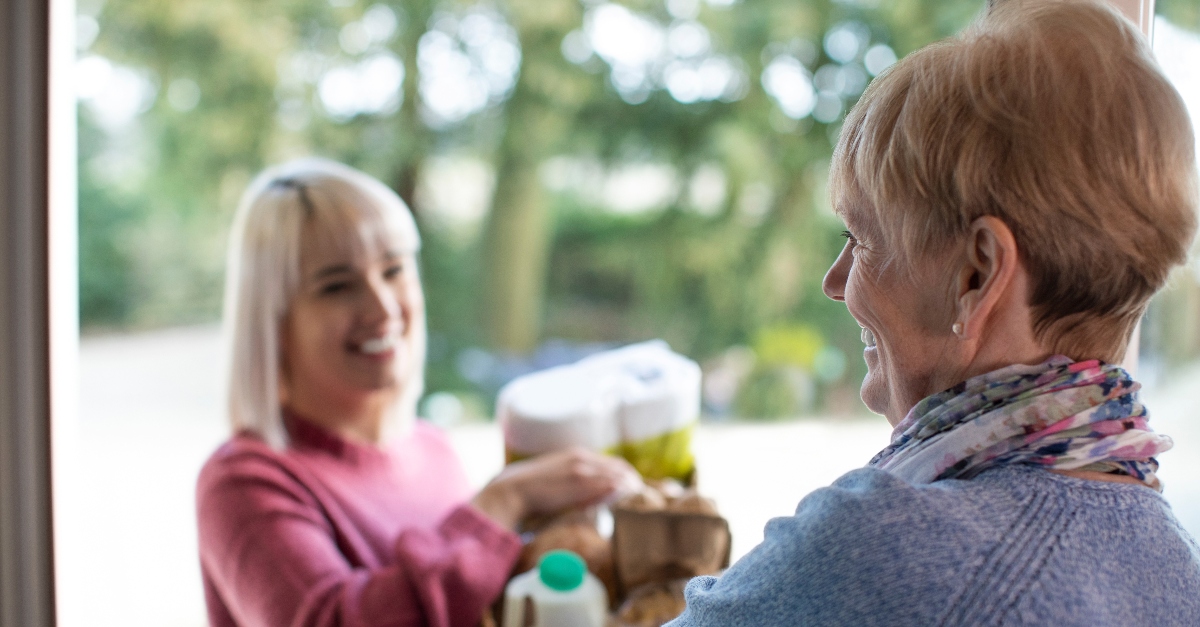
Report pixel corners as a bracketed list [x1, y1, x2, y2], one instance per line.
[77, 0, 1200, 421]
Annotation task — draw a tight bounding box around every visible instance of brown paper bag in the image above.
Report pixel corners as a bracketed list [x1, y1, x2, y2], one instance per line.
[610, 507, 731, 598]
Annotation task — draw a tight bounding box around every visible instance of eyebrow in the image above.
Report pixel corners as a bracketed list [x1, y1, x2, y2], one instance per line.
[838, 205, 871, 232]
[308, 252, 404, 281]
[311, 264, 355, 280]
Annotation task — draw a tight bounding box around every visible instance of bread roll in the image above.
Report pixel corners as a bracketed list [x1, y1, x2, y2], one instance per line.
[616, 488, 668, 512]
[667, 490, 718, 516]
[517, 523, 617, 607]
[615, 580, 688, 627]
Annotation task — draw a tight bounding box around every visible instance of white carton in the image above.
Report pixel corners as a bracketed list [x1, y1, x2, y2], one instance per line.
[498, 341, 701, 480]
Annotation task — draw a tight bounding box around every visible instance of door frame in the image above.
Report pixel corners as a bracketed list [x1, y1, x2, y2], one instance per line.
[0, 0, 56, 622]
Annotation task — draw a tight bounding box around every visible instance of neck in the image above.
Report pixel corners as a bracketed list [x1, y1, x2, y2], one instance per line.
[959, 339, 1054, 388]
[285, 393, 397, 445]
[958, 270, 1053, 389]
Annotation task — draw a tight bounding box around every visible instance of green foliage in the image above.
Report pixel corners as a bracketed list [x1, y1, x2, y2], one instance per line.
[96, 0, 1140, 416]
[1158, 0, 1200, 30]
[418, 220, 484, 393]
[735, 366, 811, 420]
[78, 178, 137, 325]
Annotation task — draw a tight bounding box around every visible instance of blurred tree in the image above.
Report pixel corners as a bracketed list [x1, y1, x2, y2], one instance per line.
[480, 0, 587, 352]
[1158, 0, 1200, 29]
[77, 0, 984, 403]
[80, 0, 1199, 413]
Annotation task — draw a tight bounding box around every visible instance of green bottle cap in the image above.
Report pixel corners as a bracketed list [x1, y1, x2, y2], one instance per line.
[538, 550, 586, 592]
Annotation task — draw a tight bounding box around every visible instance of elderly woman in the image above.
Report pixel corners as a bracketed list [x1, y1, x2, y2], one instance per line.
[196, 159, 637, 627]
[669, 1, 1200, 625]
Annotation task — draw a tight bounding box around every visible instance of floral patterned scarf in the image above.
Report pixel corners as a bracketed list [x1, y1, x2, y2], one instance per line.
[868, 356, 1172, 491]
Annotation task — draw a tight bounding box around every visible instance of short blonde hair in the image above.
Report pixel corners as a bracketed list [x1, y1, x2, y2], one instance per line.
[223, 158, 423, 449]
[830, 0, 1198, 362]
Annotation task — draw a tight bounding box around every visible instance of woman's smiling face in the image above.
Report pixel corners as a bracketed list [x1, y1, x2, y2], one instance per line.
[281, 219, 425, 419]
[822, 209, 961, 425]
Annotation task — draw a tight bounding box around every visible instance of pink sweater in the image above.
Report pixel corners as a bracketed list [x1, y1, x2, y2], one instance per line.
[196, 417, 521, 627]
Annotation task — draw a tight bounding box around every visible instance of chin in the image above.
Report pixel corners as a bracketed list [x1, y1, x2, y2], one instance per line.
[860, 373, 893, 423]
[341, 365, 398, 393]
[363, 373, 403, 393]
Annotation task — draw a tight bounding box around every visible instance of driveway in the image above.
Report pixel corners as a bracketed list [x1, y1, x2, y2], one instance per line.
[56, 325, 1200, 627]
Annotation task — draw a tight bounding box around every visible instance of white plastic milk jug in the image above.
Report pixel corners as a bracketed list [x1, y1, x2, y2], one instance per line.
[502, 550, 607, 627]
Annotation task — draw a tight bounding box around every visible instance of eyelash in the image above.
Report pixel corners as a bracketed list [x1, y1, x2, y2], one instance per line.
[841, 230, 858, 246]
[317, 264, 403, 296]
[320, 281, 350, 295]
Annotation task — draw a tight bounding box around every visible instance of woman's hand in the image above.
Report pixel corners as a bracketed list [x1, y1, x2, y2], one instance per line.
[471, 448, 642, 530]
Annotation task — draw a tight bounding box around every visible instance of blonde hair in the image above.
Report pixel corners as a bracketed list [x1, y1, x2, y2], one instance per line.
[223, 158, 423, 449]
[830, 0, 1198, 362]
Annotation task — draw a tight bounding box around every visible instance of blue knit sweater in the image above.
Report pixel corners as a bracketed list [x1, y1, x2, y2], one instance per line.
[668, 465, 1200, 626]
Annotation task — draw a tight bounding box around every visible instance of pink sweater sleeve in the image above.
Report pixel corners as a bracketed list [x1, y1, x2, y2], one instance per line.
[197, 450, 521, 627]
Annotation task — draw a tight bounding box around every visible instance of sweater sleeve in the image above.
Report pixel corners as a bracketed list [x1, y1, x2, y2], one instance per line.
[197, 449, 521, 627]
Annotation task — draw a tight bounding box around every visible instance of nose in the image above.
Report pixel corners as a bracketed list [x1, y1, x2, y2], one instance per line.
[822, 242, 850, 302]
[362, 275, 404, 332]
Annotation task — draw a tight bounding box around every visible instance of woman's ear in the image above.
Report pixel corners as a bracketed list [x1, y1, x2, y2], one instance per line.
[954, 216, 1021, 339]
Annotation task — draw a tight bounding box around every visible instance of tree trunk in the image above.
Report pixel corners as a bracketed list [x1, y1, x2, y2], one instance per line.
[480, 135, 551, 352]
[390, 0, 433, 215]
[478, 5, 578, 353]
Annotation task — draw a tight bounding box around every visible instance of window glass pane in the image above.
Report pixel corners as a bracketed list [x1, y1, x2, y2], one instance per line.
[1143, 8, 1200, 547]
[60, 0, 1200, 624]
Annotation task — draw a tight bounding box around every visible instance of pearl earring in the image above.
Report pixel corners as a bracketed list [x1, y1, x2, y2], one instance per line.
[952, 322, 963, 336]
